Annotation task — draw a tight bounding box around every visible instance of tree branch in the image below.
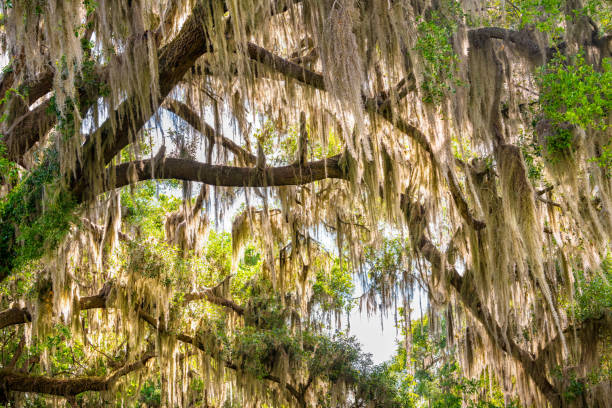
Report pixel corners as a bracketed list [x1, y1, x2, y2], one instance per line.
[0, 280, 244, 332]
[0, 307, 31, 331]
[536, 311, 612, 366]
[2, 0, 198, 163]
[0, 352, 154, 399]
[246, 42, 485, 230]
[0, 284, 301, 402]
[71, 2, 214, 198]
[468, 27, 542, 57]
[162, 99, 257, 165]
[107, 155, 345, 193]
[72, 1, 299, 198]
[182, 276, 245, 315]
[173, 331, 304, 404]
[400, 195, 561, 406]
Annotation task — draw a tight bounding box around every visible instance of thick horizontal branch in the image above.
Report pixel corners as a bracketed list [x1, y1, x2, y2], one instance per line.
[0, 352, 154, 399]
[0, 306, 31, 331]
[468, 27, 542, 57]
[108, 155, 345, 192]
[183, 291, 245, 314]
[468, 26, 610, 61]
[71, 1, 298, 198]
[78, 283, 113, 310]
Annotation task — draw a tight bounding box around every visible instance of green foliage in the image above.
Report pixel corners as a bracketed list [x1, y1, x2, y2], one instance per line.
[139, 379, 162, 407]
[190, 289, 403, 406]
[0, 136, 18, 185]
[538, 54, 612, 132]
[18, 324, 94, 377]
[477, 0, 565, 35]
[232, 323, 302, 379]
[311, 258, 355, 313]
[83, 0, 99, 16]
[121, 181, 181, 239]
[451, 134, 475, 162]
[574, 252, 612, 321]
[513, 0, 564, 34]
[414, 2, 463, 104]
[562, 373, 586, 403]
[47, 95, 79, 142]
[125, 240, 186, 287]
[0, 150, 76, 278]
[364, 237, 408, 290]
[536, 53, 612, 162]
[204, 230, 234, 278]
[583, 0, 612, 32]
[384, 317, 519, 408]
[0, 86, 27, 123]
[312, 128, 342, 158]
[0, 20, 133, 279]
[555, 261, 612, 402]
[0, 261, 38, 299]
[307, 333, 402, 408]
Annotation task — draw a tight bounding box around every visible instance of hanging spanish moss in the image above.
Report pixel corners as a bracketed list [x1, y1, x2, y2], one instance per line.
[0, 0, 610, 406]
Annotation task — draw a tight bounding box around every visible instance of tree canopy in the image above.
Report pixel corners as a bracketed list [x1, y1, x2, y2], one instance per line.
[0, 0, 611, 406]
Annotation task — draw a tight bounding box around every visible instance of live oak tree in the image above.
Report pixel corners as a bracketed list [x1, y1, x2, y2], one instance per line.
[0, 0, 611, 407]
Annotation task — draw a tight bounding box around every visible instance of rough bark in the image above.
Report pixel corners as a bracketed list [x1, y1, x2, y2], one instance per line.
[107, 155, 345, 193]
[0, 307, 31, 331]
[0, 353, 154, 400]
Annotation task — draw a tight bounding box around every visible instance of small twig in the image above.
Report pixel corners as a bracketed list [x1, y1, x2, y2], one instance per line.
[337, 216, 370, 232]
[537, 185, 554, 195]
[85, 335, 117, 366]
[537, 195, 562, 208]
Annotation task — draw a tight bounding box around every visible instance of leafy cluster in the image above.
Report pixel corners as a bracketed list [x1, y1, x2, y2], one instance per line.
[539, 54, 612, 132]
[537, 53, 612, 160]
[0, 137, 18, 186]
[513, 0, 564, 35]
[364, 237, 408, 292]
[311, 258, 355, 313]
[414, 2, 463, 104]
[0, 150, 76, 278]
[589, 141, 612, 176]
[384, 317, 519, 408]
[478, 0, 566, 35]
[574, 252, 612, 321]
